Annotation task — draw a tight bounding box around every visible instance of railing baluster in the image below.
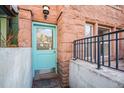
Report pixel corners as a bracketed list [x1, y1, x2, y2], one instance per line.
[116, 32, 118, 69]
[75, 41, 77, 58]
[79, 41, 80, 59]
[75, 41, 76, 58]
[76, 41, 78, 58]
[94, 37, 96, 63]
[81, 40, 84, 60]
[87, 38, 88, 61]
[80, 40, 81, 59]
[73, 41, 75, 58]
[77, 41, 79, 59]
[84, 39, 86, 61]
[79, 41, 81, 59]
[102, 36, 104, 66]
[79, 40, 80, 59]
[108, 34, 111, 67]
[81, 40, 83, 60]
[97, 36, 101, 69]
[90, 37, 92, 63]
[77, 41, 78, 58]
[78, 41, 80, 59]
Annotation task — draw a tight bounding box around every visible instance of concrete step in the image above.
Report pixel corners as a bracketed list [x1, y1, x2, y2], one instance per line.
[34, 72, 59, 80]
[32, 77, 61, 88]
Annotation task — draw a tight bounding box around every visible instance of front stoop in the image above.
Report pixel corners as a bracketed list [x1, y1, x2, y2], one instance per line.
[32, 72, 61, 88]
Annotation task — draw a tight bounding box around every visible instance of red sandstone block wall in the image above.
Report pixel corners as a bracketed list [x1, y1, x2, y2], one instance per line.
[57, 5, 124, 87]
[18, 9, 32, 47]
[18, 5, 124, 87]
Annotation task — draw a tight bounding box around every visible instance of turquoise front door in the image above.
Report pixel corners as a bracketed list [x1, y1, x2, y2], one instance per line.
[32, 22, 57, 76]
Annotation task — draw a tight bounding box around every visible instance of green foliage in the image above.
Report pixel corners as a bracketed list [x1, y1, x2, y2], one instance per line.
[0, 16, 18, 47]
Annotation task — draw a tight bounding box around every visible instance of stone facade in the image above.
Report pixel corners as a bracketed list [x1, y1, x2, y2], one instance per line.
[18, 5, 124, 87]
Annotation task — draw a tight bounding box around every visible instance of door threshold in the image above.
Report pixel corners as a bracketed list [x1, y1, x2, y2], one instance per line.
[34, 72, 59, 80]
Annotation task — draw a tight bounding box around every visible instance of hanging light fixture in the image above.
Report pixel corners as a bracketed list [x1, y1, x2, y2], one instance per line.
[42, 5, 50, 19]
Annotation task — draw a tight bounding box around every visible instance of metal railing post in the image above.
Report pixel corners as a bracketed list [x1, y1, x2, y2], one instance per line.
[90, 37, 92, 63]
[73, 41, 76, 58]
[116, 32, 118, 69]
[102, 36, 104, 66]
[94, 37, 96, 63]
[108, 34, 111, 67]
[84, 39, 86, 61]
[79, 40, 80, 59]
[97, 36, 101, 69]
[87, 38, 88, 61]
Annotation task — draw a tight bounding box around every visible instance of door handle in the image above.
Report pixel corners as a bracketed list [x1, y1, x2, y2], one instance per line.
[53, 48, 56, 53]
[54, 50, 56, 53]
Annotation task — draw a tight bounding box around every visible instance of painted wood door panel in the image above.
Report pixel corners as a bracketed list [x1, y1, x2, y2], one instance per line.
[32, 22, 57, 76]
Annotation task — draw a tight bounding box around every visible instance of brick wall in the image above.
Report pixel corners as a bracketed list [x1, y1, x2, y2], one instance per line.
[57, 5, 124, 87]
[18, 5, 124, 87]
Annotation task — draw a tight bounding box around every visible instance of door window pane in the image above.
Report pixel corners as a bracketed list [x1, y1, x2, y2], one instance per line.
[37, 28, 53, 50]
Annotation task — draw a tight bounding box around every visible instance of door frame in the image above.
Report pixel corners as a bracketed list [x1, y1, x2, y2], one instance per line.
[32, 22, 57, 75]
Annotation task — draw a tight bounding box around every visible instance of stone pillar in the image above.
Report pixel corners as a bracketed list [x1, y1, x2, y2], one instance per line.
[94, 22, 98, 36]
[111, 27, 116, 59]
[93, 22, 98, 61]
[57, 6, 84, 87]
[119, 30, 124, 59]
[57, 26, 75, 87]
[18, 8, 32, 47]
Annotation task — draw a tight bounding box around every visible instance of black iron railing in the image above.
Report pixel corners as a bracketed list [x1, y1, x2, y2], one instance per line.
[73, 30, 124, 71]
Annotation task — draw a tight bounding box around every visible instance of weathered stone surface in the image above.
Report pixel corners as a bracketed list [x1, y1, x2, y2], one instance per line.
[18, 19, 32, 47]
[58, 53, 72, 62]
[19, 9, 31, 20]
[58, 43, 73, 52]
[0, 48, 32, 88]
[70, 60, 124, 88]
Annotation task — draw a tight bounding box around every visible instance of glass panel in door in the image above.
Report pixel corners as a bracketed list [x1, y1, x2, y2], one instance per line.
[36, 28, 53, 50]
